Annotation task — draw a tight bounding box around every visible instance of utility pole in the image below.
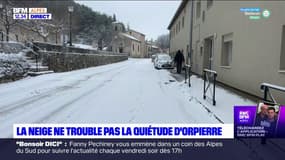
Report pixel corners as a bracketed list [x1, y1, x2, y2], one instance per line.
[185, 0, 194, 87]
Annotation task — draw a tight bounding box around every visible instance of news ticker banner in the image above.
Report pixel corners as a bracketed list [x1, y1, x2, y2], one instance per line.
[13, 124, 233, 139]
[234, 105, 285, 138]
[13, 8, 52, 20]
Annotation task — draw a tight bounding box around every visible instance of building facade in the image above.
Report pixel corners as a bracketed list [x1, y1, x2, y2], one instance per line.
[168, 0, 285, 103]
[128, 29, 147, 58]
[110, 22, 149, 58]
[168, 0, 191, 64]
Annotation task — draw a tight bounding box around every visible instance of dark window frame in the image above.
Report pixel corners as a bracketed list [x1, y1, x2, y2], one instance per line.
[196, 0, 201, 19]
[280, 25, 285, 70]
[207, 0, 214, 9]
[221, 33, 234, 67]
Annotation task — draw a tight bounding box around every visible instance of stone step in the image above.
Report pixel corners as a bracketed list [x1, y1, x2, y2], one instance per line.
[29, 66, 49, 72]
[28, 62, 42, 66]
[28, 70, 54, 76]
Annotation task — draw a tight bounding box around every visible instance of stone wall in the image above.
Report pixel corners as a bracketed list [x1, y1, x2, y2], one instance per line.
[40, 51, 128, 72]
[32, 41, 128, 72]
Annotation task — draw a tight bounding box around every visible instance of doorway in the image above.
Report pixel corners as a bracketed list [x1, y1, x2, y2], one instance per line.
[119, 43, 124, 53]
[203, 37, 214, 70]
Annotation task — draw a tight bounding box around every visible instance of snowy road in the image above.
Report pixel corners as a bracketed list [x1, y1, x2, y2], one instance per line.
[0, 58, 253, 138]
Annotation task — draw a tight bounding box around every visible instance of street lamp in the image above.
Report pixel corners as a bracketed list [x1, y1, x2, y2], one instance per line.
[68, 6, 74, 46]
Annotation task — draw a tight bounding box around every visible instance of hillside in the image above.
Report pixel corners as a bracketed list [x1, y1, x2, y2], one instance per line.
[5, 0, 117, 45]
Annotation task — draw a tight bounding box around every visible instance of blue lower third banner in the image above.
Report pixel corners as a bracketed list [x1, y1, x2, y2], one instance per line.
[13, 124, 233, 139]
[234, 105, 285, 138]
[1, 138, 285, 160]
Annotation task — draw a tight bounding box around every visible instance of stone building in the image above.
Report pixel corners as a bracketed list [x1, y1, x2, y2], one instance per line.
[110, 22, 147, 58]
[127, 29, 147, 58]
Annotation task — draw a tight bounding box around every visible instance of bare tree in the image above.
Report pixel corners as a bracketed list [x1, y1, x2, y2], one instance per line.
[0, 0, 18, 41]
[28, 20, 63, 43]
[52, 23, 63, 44]
[112, 14, 116, 22]
[27, 21, 52, 42]
[52, 18, 65, 44]
[155, 34, 170, 50]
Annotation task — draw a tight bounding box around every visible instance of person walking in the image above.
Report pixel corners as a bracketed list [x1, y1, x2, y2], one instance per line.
[174, 50, 185, 74]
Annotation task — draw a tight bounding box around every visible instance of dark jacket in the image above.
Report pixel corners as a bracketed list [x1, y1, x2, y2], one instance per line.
[174, 51, 185, 64]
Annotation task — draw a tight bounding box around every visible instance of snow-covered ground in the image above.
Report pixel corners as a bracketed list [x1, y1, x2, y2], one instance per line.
[0, 58, 255, 138]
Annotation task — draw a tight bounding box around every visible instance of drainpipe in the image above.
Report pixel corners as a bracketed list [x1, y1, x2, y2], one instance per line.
[188, 0, 194, 66]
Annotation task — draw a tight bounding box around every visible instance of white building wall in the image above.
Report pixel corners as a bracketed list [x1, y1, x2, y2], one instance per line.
[170, 0, 285, 103]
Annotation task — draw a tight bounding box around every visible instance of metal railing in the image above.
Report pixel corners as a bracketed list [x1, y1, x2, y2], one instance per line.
[260, 83, 285, 104]
[203, 69, 217, 106]
[0, 31, 43, 72]
[259, 83, 285, 144]
[184, 64, 191, 87]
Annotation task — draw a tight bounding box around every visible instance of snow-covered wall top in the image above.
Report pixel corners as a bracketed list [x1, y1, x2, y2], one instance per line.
[33, 41, 127, 56]
[0, 42, 25, 54]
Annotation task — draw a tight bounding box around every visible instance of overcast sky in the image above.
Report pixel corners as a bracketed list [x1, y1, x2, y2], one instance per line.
[75, 1, 181, 40]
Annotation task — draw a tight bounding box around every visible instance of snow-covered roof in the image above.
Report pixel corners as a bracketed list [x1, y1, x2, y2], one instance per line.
[151, 45, 159, 49]
[112, 21, 124, 24]
[73, 43, 95, 50]
[119, 33, 140, 42]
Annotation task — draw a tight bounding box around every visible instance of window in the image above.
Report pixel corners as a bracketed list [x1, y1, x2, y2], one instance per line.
[182, 16, 185, 28]
[196, 0, 201, 19]
[138, 45, 140, 52]
[281, 25, 285, 70]
[187, 45, 190, 64]
[176, 24, 178, 34]
[207, 0, 213, 9]
[114, 26, 117, 31]
[221, 33, 233, 66]
[202, 11, 205, 22]
[133, 44, 135, 51]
